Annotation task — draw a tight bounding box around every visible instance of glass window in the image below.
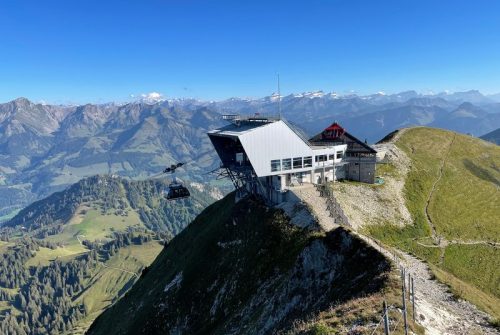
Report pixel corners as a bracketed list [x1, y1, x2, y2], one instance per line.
[271, 159, 281, 172]
[315, 155, 327, 162]
[303, 156, 312, 167]
[336, 151, 343, 159]
[293, 157, 302, 169]
[329, 154, 335, 160]
[282, 158, 292, 170]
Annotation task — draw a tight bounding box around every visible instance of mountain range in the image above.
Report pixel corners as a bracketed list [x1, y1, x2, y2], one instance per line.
[0, 98, 225, 219]
[1, 90, 499, 220]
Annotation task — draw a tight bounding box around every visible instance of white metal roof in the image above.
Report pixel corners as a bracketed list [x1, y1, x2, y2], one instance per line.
[207, 121, 273, 137]
[209, 120, 347, 177]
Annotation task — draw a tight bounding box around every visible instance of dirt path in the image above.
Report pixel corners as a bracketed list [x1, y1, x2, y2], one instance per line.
[417, 239, 500, 249]
[425, 133, 456, 243]
[418, 133, 499, 261]
[358, 233, 498, 335]
[395, 250, 497, 335]
[76, 234, 85, 245]
[101, 263, 139, 278]
[291, 183, 499, 335]
[77, 234, 139, 278]
[449, 240, 500, 247]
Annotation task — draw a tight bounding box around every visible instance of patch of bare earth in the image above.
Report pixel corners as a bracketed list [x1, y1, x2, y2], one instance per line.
[331, 133, 412, 230]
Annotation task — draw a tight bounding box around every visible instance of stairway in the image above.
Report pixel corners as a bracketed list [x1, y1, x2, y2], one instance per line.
[289, 184, 337, 232]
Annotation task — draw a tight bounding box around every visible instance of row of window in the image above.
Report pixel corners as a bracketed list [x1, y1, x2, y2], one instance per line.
[270, 152, 343, 172]
[271, 156, 312, 172]
[314, 152, 343, 162]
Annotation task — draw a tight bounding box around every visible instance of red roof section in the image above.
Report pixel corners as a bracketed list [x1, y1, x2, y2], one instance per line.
[324, 122, 345, 132]
[322, 122, 345, 139]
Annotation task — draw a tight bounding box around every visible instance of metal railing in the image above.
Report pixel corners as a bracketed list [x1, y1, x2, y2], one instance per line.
[315, 184, 351, 227]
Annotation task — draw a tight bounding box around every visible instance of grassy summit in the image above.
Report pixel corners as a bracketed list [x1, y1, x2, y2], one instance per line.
[367, 127, 500, 319]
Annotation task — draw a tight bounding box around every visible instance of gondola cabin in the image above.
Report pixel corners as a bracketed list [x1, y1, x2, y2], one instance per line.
[165, 181, 191, 201]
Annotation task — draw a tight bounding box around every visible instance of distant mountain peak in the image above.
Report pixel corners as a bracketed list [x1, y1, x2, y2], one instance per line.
[293, 91, 326, 99]
[12, 97, 33, 105]
[138, 92, 165, 104]
[457, 101, 475, 108]
[480, 127, 500, 144]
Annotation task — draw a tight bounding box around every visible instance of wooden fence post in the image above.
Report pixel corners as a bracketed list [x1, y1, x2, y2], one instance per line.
[402, 272, 408, 335]
[411, 276, 416, 322]
[383, 300, 390, 335]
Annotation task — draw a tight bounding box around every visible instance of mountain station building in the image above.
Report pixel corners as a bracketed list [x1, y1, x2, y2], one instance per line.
[208, 115, 376, 203]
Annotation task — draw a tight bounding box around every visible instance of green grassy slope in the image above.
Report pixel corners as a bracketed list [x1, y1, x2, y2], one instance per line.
[0, 205, 163, 334]
[88, 194, 422, 335]
[0, 175, 220, 334]
[70, 242, 163, 335]
[367, 127, 500, 319]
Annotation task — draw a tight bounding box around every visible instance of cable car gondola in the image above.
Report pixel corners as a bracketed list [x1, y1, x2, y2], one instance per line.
[161, 161, 191, 201]
[166, 179, 190, 201]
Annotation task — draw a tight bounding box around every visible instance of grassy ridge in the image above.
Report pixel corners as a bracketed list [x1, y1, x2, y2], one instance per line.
[88, 194, 311, 334]
[0, 209, 20, 223]
[89, 194, 414, 335]
[367, 127, 500, 319]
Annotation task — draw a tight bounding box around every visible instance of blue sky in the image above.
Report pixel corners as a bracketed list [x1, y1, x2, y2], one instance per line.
[1, 0, 499, 103]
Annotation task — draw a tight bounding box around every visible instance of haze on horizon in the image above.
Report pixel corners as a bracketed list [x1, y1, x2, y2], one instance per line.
[1, 0, 499, 104]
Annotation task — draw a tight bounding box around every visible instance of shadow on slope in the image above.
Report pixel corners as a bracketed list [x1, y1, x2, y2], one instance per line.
[463, 159, 500, 187]
[88, 194, 391, 335]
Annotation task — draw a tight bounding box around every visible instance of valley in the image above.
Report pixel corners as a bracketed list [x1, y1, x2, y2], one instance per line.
[0, 175, 220, 334]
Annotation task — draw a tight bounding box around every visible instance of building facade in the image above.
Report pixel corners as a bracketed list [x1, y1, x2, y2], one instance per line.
[208, 116, 376, 203]
[309, 122, 377, 184]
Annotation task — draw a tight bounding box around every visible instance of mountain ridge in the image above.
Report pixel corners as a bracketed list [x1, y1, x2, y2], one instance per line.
[87, 194, 419, 335]
[480, 128, 500, 145]
[1, 92, 500, 220]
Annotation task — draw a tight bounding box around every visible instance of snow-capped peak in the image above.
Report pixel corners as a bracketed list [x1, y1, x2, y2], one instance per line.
[133, 92, 166, 104]
[269, 92, 282, 102]
[293, 91, 325, 99]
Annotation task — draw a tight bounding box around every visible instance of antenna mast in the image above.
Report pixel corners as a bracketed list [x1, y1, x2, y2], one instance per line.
[277, 73, 282, 119]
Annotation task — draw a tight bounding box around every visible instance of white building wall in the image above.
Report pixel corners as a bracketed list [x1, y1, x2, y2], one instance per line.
[239, 121, 313, 177]
[239, 121, 347, 178]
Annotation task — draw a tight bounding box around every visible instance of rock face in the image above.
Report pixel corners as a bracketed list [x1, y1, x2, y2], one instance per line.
[87, 195, 391, 335]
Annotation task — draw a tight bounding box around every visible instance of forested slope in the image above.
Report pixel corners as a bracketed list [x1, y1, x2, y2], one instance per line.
[0, 175, 220, 334]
